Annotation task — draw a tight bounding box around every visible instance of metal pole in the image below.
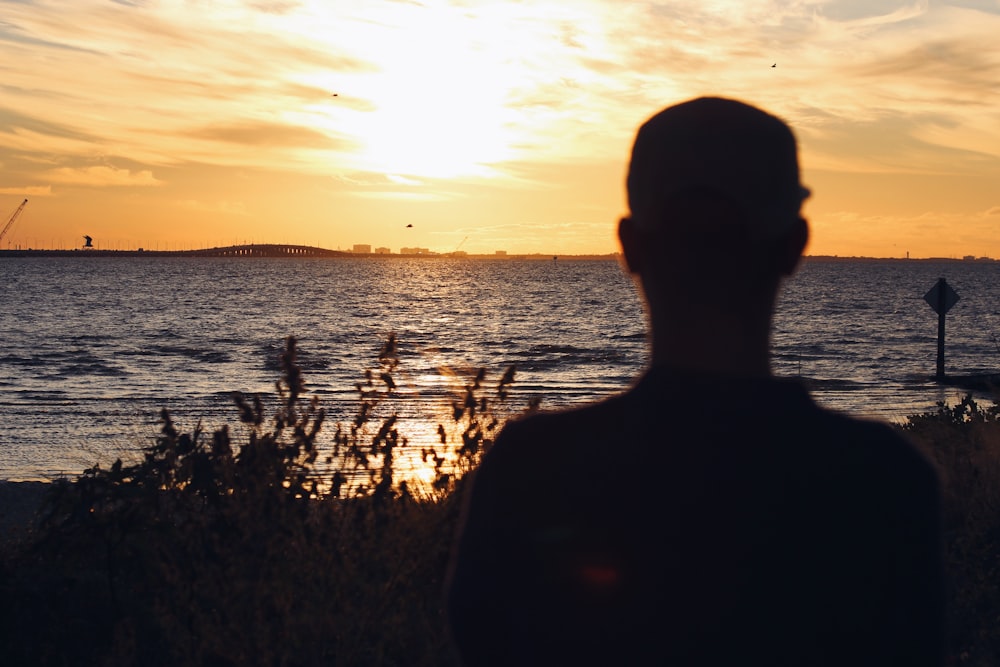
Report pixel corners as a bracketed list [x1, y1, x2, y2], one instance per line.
[936, 278, 946, 380]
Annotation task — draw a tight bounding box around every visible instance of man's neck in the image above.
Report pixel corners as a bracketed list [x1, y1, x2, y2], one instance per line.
[647, 309, 774, 377]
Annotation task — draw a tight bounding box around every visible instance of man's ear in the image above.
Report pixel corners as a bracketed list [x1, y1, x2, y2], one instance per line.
[618, 217, 642, 275]
[777, 216, 809, 276]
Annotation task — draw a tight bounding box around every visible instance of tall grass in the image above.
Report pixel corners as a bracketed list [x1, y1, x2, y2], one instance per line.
[900, 395, 1000, 666]
[1, 339, 998, 665]
[0, 336, 528, 666]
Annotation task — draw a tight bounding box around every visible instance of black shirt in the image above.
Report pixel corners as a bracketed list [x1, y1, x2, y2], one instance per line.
[447, 367, 944, 666]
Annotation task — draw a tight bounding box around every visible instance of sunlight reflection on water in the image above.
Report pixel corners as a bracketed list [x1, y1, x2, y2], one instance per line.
[2, 255, 1000, 479]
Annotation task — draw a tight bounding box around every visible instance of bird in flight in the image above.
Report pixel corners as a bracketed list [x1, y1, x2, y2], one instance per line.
[771, 63, 776, 68]
[406, 224, 413, 228]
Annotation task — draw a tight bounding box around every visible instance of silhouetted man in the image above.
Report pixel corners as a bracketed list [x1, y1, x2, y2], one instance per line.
[446, 97, 944, 666]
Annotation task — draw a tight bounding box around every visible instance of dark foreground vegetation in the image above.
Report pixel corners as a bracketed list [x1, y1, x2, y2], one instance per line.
[0, 337, 524, 666]
[902, 396, 1000, 666]
[1, 337, 998, 665]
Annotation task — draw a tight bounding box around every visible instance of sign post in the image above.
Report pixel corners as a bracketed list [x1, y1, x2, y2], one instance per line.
[924, 278, 960, 381]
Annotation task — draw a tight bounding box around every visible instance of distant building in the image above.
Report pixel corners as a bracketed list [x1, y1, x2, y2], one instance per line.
[375, 247, 392, 255]
[495, 250, 507, 256]
[401, 246, 433, 255]
[352, 244, 372, 254]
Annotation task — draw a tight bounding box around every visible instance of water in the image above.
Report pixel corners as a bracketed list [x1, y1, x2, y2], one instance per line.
[2, 255, 999, 481]
[774, 259, 1000, 415]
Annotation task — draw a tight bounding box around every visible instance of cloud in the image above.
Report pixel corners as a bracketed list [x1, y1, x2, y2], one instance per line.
[44, 166, 163, 187]
[2, 0, 999, 257]
[797, 110, 996, 175]
[0, 18, 97, 54]
[816, 0, 928, 26]
[349, 190, 457, 202]
[248, 1, 302, 15]
[386, 173, 422, 186]
[323, 93, 378, 113]
[850, 38, 999, 93]
[943, 0, 1000, 15]
[186, 120, 349, 149]
[0, 185, 52, 196]
[333, 171, 421, 187]
[0, 106, 95, 143]
[332, 172, 385, 187]
[0, 127, 104, 167]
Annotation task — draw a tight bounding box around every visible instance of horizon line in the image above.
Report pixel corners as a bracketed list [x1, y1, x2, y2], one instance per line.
[0, 244, 995, 263]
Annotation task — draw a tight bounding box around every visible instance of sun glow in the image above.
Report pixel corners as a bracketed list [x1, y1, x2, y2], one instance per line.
[4, 1, 1000, 256]
[287, 1, 620, 181]
[286, 2, 537, 180]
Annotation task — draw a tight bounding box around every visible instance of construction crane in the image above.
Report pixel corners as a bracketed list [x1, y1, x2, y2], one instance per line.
[0, 198, 28, 246]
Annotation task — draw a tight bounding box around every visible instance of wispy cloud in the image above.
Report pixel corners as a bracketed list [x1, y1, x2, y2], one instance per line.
[349, 190, 456, 202]
[2, 0, 999, 255]
[0, 185, 52, 196]
[186, 120, 349, 149]
[44, 165, 163, 187]
[248, 1, 302, 16]
[6, 0, 995, 178]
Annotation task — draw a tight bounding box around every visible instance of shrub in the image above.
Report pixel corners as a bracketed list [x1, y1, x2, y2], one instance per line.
[5, 339, 1000, 665]
[901, 394, 1000, 666]
[0, 336, 529, 666]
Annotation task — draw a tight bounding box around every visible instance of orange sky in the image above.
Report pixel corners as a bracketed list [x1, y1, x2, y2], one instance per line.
[2, 0, 999, 258]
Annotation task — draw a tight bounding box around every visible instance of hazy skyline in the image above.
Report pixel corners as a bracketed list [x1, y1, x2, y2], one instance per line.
[2, 0, 999, 257]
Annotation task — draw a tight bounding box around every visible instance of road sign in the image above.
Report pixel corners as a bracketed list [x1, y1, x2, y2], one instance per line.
[925, 278, 960, 380]
[924, 278, 959, 315]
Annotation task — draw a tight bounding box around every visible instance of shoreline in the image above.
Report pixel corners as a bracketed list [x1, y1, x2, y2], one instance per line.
[3, 247, 995, 263]
[0, 246, 621, 260]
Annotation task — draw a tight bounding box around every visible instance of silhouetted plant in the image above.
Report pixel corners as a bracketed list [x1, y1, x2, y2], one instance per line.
[429, 363, 539, 495]
[901, 394, 1000, 666]
[0, 334, 531, 666]
[329, 332, 407, 501]
[15, 337, 1000, 665]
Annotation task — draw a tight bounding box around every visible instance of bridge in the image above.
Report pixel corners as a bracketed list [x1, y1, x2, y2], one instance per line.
[0, 244, 351, 258]
[191, 244, 349, 258]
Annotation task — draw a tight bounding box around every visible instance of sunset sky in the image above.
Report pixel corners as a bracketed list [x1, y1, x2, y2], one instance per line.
[2, 0, 999, 257]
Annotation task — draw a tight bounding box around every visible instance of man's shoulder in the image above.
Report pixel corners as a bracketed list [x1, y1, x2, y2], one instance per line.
[492, 392, 628, 456]
[508, 393, 628, 432]
[768, 396, 939, 497]
[820, 411, 937, 480]
[490, 370, 934, 480]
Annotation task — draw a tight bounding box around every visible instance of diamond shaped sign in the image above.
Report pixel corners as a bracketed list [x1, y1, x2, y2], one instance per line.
[924, 279, 959, 315]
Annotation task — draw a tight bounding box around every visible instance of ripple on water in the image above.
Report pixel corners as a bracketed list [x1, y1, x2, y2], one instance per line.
[3, 256, 1000, 478]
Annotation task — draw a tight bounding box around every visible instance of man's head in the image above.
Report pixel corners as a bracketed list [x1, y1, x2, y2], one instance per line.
[620, 97, 809, 289]
[626, 97, 808, 234]
[618, 97, 810, 373]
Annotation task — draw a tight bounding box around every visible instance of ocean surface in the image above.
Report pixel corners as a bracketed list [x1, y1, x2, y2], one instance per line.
[2, 255, 1000, 481]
